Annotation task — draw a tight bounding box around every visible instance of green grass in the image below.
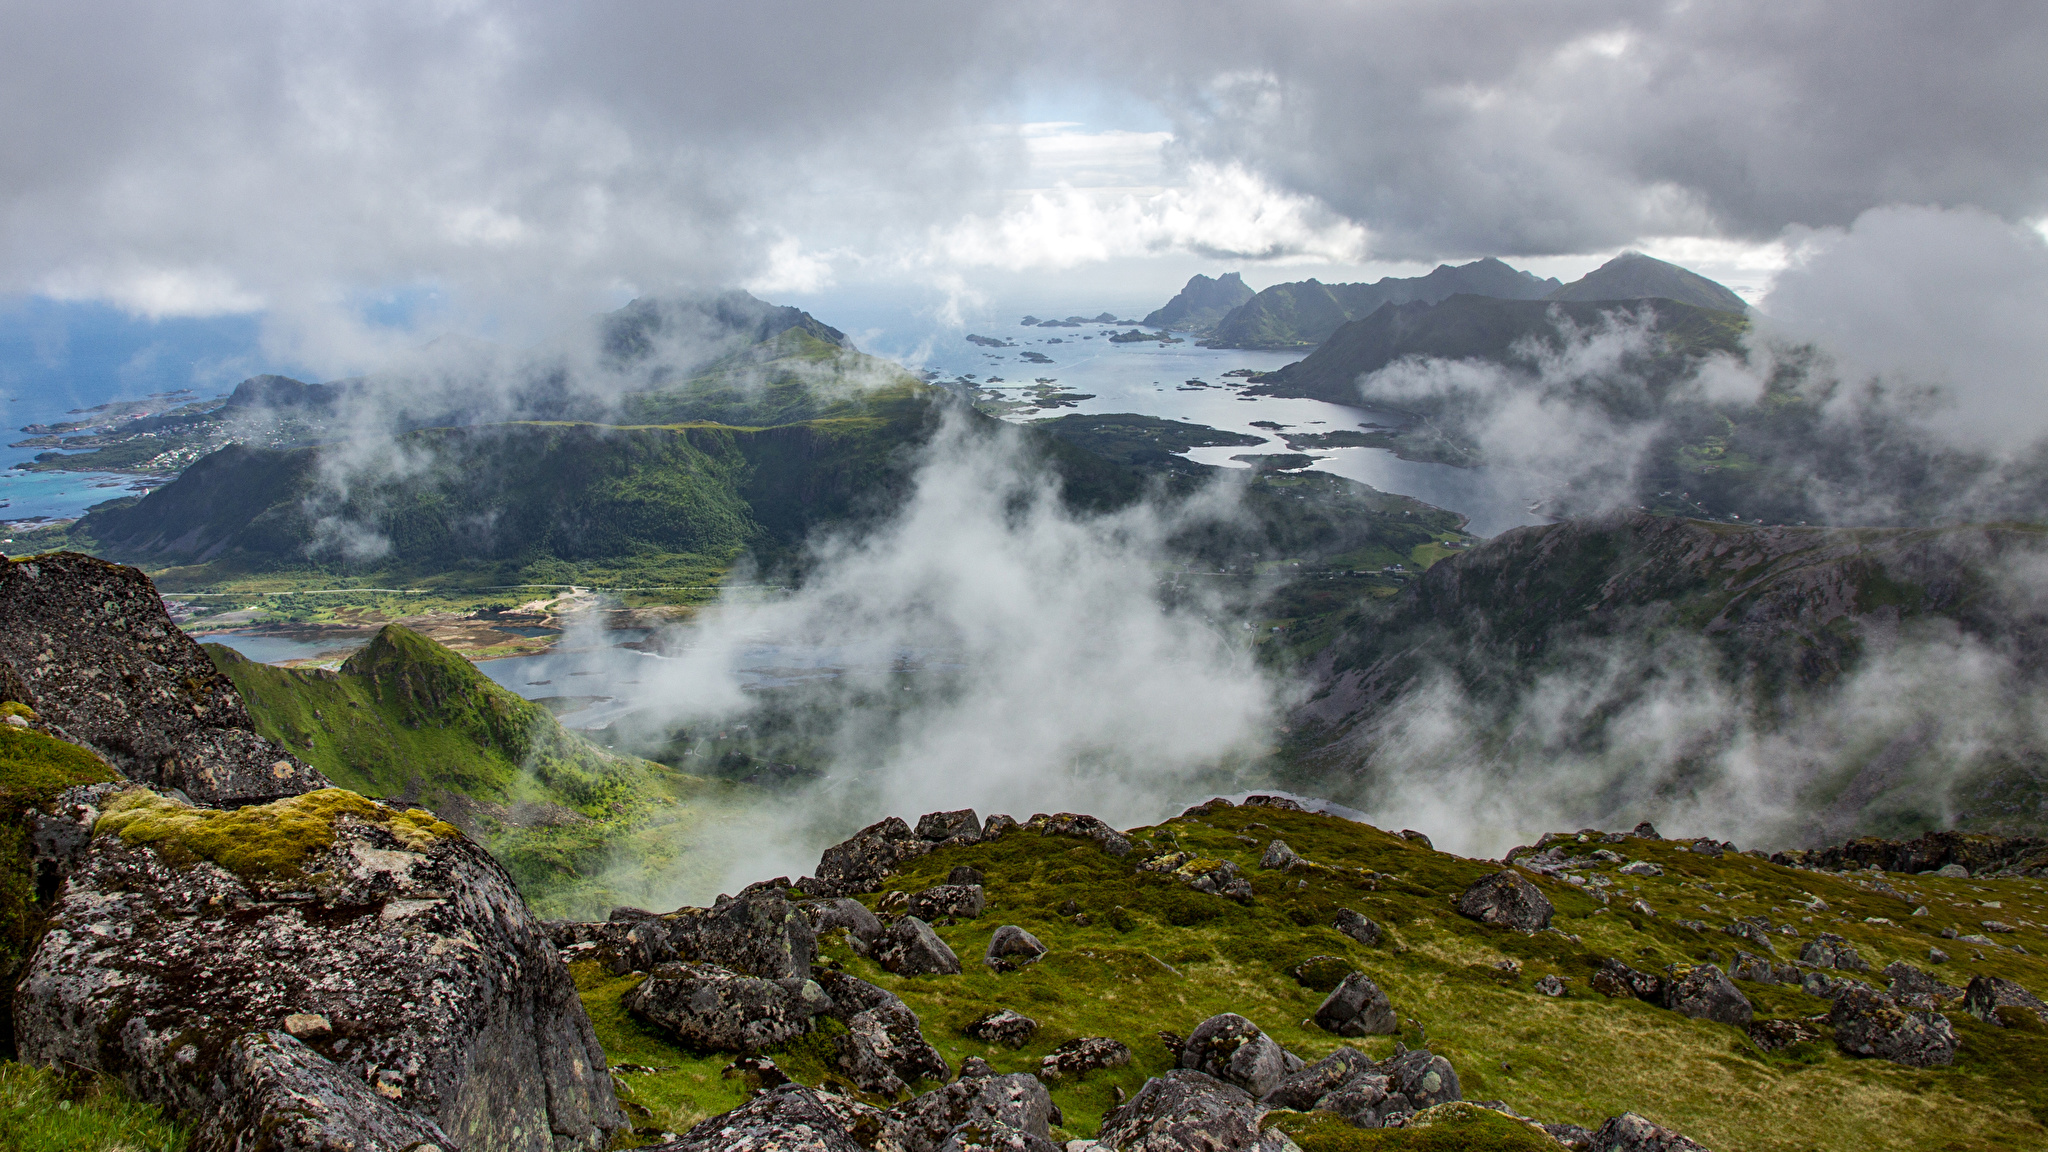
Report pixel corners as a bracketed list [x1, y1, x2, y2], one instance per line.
[1, 714, 121, 996]
[0, 1062, 186, 1152]
[208, 625, 744, 918]
[575, 805, 2048, 1149]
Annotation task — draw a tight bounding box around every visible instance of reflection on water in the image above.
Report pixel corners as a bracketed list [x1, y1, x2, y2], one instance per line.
[924, 325, 1548, 537]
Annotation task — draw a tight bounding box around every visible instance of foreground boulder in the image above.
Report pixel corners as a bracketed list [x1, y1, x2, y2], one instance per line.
[804, 817, 933, 896]
[1332, 908, 1381, 946]
[1455, 871, 1554, 932]
[964, 1009, 1039, 1047]
[0, 553, 329, 806]
[802, 897, 886, 954]
[877, 915, 964, 975]
[1179, 1013, 1303, 1098]
[669, 889, 818, 978]
[909, 883, 987, 922]
[1883, 961, 1961, 1009]
[1096, 1069, 1294, 1152]
[1261, 1047, 1375, 1110]
[1829, 986, 1957, 1066]
[1038, 1036, 1131, 1081]
[1962, 975, 2048, 1026]
[16, 786, 625, 1151]
[813, 970, 949, 1093]
[1314, 972, 1399, 1037]
[883, 1070, 1060, 1152]
[625, 961, 833, 1053]
[984, 924, 1048, 970]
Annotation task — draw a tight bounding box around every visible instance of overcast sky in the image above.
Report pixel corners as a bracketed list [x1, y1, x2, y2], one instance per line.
[3, 0, 2047, 375]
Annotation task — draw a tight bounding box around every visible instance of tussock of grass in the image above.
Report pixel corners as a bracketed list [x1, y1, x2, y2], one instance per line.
[95, 787, 458, 882]
[0, 1061, 185, 1152]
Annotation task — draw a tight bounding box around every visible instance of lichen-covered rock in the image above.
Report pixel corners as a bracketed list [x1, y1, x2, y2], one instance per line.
[1260, 840, 1303, 869]
[948, 865, 986, 886]
[983, 925, 1048, 971]
[1829, 986, 1957, 1066]
[1800, 971, 1876, 1001]
[916, 809, 983, 843]
[876, 915, 963, 975]
[1380, 1047, 1460, 1111]
[807, 817, 932, 896]
[909, 884, 987, 921]
[653, 1084, 868, 1152]
[981, 814, 1018, 839]
[1179, 1013, 1303, 1098]
[1037, 1036, 1131, 1081]
[1588, 1112, 1711, 1151]
[1332, 908, 1381, 946]
[802, 897, 885, 954]
[625, 961, 832, 1053]
[1454, 871, 1554, 932]
[1028, 812, 1133, 857]
[882, 1071, 1059, 1152]
[964, 1009, 1038, 1047]
[1590, 958, 1662, 1001]
[1799, 933, 1870, 971]
[1313, 1070, 1403, 1128]
[197, 1030, 454, 1151]
[1729, 951, 1799, 986]
[15, 786, 624, 1151]
[1745, 1019, 1822, 1052]
[1534, 974, 1568, 997]
[668, 889, 817, 979]
[812, 970, 949, 1093]
[1243, 795, 1304, 812]
[1260, 1046, 1374, 1110]
[1095, 1069, 1294, 1152]
[1883, 961, 1962, 1009]
[0, 553, 329, 806]
[1660, 965, 1752, 1025]
[1962, 975, 2048, 1026]
[1314, 972, 1398, 1037]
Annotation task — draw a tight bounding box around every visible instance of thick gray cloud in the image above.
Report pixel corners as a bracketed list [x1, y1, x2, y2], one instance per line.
[1087, 0, 2048, 258]
[4, 0, 2047, 336]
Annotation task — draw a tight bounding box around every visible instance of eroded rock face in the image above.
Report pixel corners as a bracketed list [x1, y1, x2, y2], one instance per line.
[1179, 1013, 1303, 1099]
[877, 916, 963, 975]
[0, 553, 328, 807]
[1096, 1069, 1293, 1152]
[1315, 972, 1398, 1037]
[1829, 986, 1957, 1066]
[16, 787, 624, 1152]
[624, 962, 832, 1054]
[198, 1030, 454, 1152]
[1454, 871, 1554, 932]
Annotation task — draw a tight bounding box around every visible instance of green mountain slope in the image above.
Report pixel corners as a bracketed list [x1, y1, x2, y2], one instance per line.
[1549, 251, 1749, 313]
[207, 624, 730, 917]
[1250, 294, 1748, 411]
[1201, 259, 1560, 350]
[1277, 512, 2048, 842]
[578, 802, 2048, 1150]
[1141, 272, 1255, 332]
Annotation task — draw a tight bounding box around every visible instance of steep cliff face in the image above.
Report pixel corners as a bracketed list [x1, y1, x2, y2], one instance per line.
[1282, 513, 2048, 842]
[0, 553, 327, 806]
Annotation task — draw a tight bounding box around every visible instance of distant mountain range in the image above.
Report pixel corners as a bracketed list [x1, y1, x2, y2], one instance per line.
[1146, 252, 1748, 350]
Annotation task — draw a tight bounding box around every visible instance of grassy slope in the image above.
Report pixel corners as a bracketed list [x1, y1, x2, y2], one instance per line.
[577, 805, 2048, 1150]
[207, 624, 741, 918]
[0, 1062, 186, 1152]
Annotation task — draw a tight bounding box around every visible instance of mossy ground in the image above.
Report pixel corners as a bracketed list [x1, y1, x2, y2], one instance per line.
[1, 716, 120, 1012]
[95, 788, 458, 882]
[0, 1061, 185, 1152]
[577, 805, 2048, 1150]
